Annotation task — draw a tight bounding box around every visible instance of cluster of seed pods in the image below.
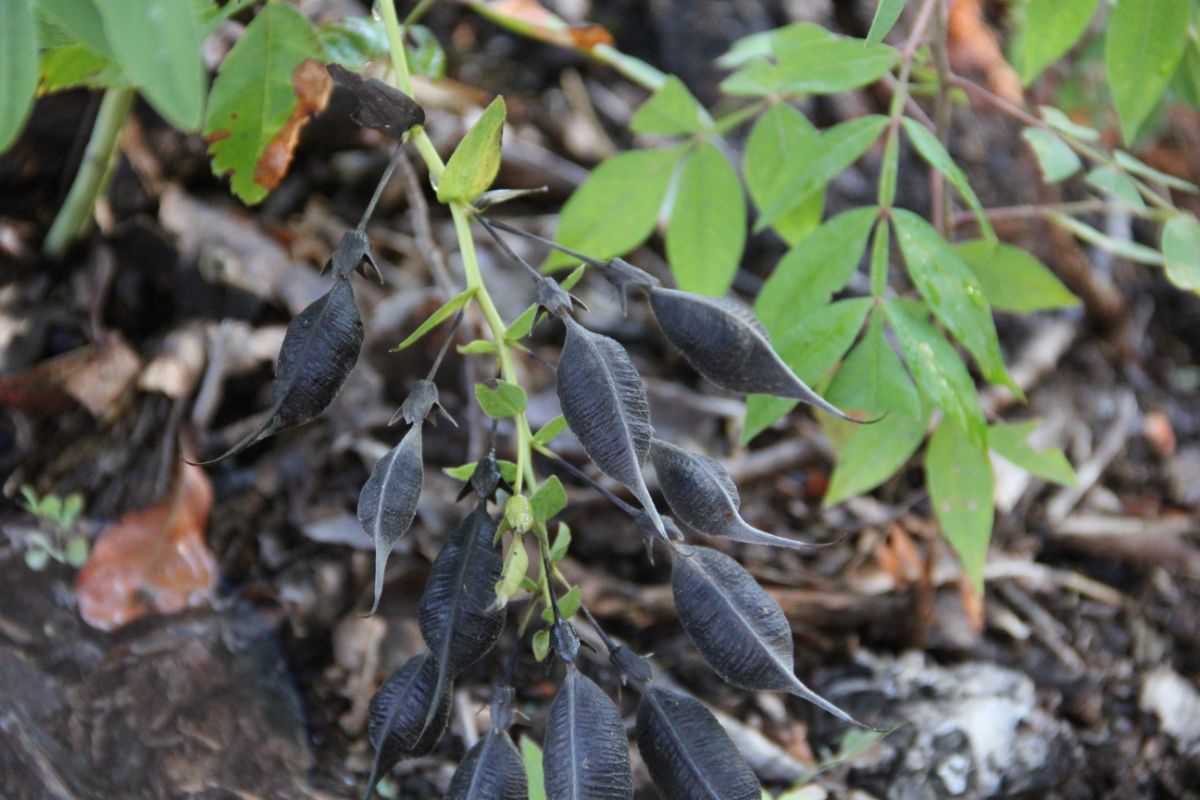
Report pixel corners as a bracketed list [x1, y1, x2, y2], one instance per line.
[195, 66, 882, 799]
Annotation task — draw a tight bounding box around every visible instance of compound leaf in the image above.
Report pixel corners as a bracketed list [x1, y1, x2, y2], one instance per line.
[743, 104, 825, 245]
[631, 74, 705, 136]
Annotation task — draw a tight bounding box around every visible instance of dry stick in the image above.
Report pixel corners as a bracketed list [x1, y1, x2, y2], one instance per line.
[928, 0, 954, 236]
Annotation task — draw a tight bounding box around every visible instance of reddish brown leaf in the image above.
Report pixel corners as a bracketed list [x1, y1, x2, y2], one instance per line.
[253, 59, 332, 192]
[0, 333, 141, 417]
[75, 462, 218, 631]
[471, 0, 614, 51]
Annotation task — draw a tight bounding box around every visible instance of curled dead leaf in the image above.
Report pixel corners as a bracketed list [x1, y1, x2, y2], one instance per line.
[0, 333, 141, 417]
[75, 462, 217, 631]
[254, 59, 332, 192]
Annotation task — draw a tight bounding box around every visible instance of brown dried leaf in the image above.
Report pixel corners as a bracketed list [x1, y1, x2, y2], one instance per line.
[471, 0, 614, 51]
[75, 462, 217, 631]
[253, 59, 332, 193]
[0, 334, 141, 417]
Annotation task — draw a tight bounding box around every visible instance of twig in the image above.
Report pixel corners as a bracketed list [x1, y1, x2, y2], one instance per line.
[1045, 390, 1138, 523]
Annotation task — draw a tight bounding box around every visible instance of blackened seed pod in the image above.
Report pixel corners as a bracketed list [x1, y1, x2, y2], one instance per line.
[327, 63, 425, 140]
[330, 229, 381, 281]
[418, 502, 506, 730]
[457, 449, 512, 502]
[445, 687, 528, 800]
[364, 652, 453, 800]
[556, 316, 665, 539]
[670, 545, 865, 727]
[359, 422, 424, 614]
[647, 288, 858, 421]
[198, 276, 364, 463]
[635, 685, 760, 800]
[544, 663, 634, 800]
[650, 439, 822, 551]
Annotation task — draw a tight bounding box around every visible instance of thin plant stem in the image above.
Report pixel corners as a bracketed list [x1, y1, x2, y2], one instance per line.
[357, 143, 405, 231]
[381, 0, 537, 494]
[44, 87, 135, 259]
[473, 213, 542, 281]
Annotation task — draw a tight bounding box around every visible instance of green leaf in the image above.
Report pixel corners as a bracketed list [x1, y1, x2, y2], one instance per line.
[522, 738, 548, 800]
[866, 0, 906, 46]
[1085, 165, 1146, 211]
[1173, 39, 1200, 109]
[445, 459, 518, 483]
[744, 104, 825, 245]
[666, 142, 746, 295]
[60, 493, 84, 528]
[1020, 0, 1098, 85]
[822, 313, 926, 505]
[1162, 213, 1200, 292]
[0, 0, 38, 153]
[475, 379, 527, 418]
[926, 419, 994, 594]
[756, 115, 887, 231]
[560, 264, 586, 291]
[1038, 105, 1100, 142]
[100, 0, 205, 131]
[631, 74, 705, 135]
[457, 339, 498, 355]
[37, 0, 110, 55]
[954, 240, 1079, 313]
[393, 289, 474, 350]
[988, 420, 1076, 486]
[531, 629, 551, 661]
[548, 522, 571, 563]
[504, 494, 534, 533]
[1105, 0, 1191, 142]
[542, 585, 582, 623]
[1113, 151, 1198, 194]
[438, 96, 506, 203]
[505, 304, 537, 341]
[532, 414, 568, 446]
[64, 536, 89, 567]
[406, 25, 447, 79]
[884, 299, 986, 449]
[530, 476, 567, 524]
[1021, 128, 1081, 183]
[25, 547, 50, 571]
[317, 15, 388, 69]
[901, 118, 994, 241]
[893, 209, 1018, 396]
[743, 298, 872, 443]
[765, 27, 898, 94]
[544, 147, 682, 270]
[204, 3, 323, 204]
[38, 45, 125, 92]
[755, 207, 876, 329]
[1047, 212, 1165, 265]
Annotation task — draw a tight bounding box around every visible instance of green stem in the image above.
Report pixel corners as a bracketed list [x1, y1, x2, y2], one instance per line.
[381, 0, 536, 493]
[43, 87, 135, 259]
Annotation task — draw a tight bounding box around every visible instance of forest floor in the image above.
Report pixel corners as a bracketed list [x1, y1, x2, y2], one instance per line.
[2, 2, 1200, 799]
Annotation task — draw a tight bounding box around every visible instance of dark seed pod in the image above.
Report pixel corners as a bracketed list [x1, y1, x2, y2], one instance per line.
[198, 276, 364, 463]
[635, 685, 761, 800]
[457, 449, 514, 502]
[536, 276, 579, 319]
[650, 439, 821, 551]
[389, 378, 454, 427]
[327, 63, 424, 140]
[670, 545, 864, 727]
[329, 229, 381, 281]
[647, 288, 857, 421]
[419, 502, 506, 730]
[445, 687, 528, 800]
[358, 422, 423, 614]
[364, 652, 452, 800]
[556, 316, 665, 539]
[544, 663, 634, 800]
